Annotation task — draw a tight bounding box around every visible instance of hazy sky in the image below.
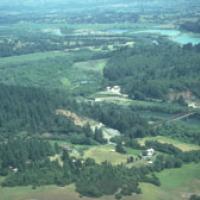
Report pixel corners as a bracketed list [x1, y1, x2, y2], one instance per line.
[0, 0, 199, 10]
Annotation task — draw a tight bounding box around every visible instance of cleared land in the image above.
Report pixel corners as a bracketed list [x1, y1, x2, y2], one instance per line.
[83, 144, 128, 165]
[83, 144, 143, 165]
[56, 109, 120, 142]
[73, 59, 107, 74]
[0, 51, 68, 65]
[137, 163, 200, 200]
[138, 136, 200, 151]
[0, 51, 105, 91]
[0, 184, 115, 200]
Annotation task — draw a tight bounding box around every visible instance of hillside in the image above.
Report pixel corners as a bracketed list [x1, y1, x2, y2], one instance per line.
[104, 40, 200, 101]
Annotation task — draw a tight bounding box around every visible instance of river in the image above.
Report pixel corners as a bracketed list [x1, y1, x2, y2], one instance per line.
[134, 29, 200, 45]
[106, 28, 200, 45]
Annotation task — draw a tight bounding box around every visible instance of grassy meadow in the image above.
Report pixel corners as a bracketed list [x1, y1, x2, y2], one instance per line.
[0, 163, 199, 200]
[0, 50, 106, 92]
[83, 144, 128, 165]
[138, 136, 200, 152]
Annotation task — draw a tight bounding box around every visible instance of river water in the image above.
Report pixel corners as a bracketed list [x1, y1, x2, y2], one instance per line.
[106, 28, 200, 45]
[134, 29, 200, 45]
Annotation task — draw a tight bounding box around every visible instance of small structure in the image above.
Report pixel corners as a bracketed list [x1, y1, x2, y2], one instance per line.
[188, 102, 199, 109]
[12, 168, 18, 173]
[152, 40, 159, 46]
[9, 166, 18, 173]
[106, 85, 121, 95]
[148, 121, 155, 125]
[146, 148, 155, 157]
[62, 145, 73, 153]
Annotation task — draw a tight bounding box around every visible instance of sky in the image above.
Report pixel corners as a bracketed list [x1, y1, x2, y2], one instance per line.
[0, 0, 199, 10]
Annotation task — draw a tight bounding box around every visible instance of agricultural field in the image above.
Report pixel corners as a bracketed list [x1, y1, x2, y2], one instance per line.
[138, 136, 200, 152]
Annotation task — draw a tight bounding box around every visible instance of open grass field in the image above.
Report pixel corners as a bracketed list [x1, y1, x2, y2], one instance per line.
[138, 136, 200, 152]
[0, 163, 199, 200]
[73, 59, 107, 74]
[136, 163, 200, 200]
[0, 50, 105, 92]
[83, 144, 128, 165]
[0, 183, 139, 200]
[0, 51, 68, 65]
[125, 147, 142, 156]
[83, 144, 143, 165]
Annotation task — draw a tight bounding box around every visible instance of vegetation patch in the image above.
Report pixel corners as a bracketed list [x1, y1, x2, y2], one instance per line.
[138, 136, 200, 152]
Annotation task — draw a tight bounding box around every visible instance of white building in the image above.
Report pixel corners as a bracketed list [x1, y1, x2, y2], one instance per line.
[146, 148, 155, 157]
[13, 168, 18, 173]
[106, 85, 121, 95]
[188, 102, 199, 109]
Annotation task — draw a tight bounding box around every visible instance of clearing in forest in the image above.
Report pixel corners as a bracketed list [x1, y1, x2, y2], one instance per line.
[137, 136, 200, 152]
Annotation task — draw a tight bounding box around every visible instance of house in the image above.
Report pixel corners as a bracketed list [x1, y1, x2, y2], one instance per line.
[12, 168, 18, 173]
[188, 102, 199, 109]
[9, 166, 18, 173]
[146, 148, 155, 157]
[106, 85, 121, 95]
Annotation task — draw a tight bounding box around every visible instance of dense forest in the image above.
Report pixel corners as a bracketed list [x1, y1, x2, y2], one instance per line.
[0, 84, 74, 134]
[75, 102, 152, 137]
[104, 40, 200, 100]
[0, 84, 107, 145]
[0, 138, 54, 176]
[180, 20, 200, 33]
